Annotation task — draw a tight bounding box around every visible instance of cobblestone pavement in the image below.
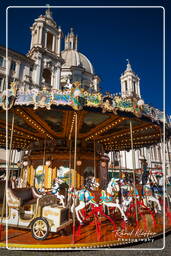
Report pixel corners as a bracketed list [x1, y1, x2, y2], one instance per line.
[0, 231, 170, 256]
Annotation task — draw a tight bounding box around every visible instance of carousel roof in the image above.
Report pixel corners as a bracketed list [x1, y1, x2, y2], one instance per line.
[0, 82, 169, 152]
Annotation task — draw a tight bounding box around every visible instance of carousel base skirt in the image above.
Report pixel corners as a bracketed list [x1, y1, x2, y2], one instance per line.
[0, 214, 170, 249]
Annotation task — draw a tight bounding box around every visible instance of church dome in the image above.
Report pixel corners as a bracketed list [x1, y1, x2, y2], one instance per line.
[61, 49, 94, 74]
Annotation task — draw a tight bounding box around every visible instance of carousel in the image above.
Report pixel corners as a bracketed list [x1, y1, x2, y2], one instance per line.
[0, 81, 171, 249]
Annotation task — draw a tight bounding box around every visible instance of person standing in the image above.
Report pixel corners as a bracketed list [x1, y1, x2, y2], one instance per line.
[141, 158, 149, 195]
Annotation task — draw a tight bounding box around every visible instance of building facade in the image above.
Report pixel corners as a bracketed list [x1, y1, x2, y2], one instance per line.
[0, 8, 100, 93]
[0, 8, 170, 177]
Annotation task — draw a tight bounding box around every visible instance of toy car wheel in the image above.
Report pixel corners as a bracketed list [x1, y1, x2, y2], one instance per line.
[31, 217, 49, 240]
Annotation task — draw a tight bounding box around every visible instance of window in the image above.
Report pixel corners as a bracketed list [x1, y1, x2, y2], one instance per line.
[10, 61, 16, 71]
[133, 81, 136, 92]
[0, 77, 4, 92]
[47, 32, 53, 51]
[42, 68, 51, 85]
[0, 56, 4, 67]
[0, 77, 3, 86]
[30, 65, 33, 72]
[125, 81, 127, 91]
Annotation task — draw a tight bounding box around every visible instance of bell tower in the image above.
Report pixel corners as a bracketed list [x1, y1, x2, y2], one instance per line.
[64, 28, 78, 50]
[120, 60, 141, 99]
[28, 7, 64, 90]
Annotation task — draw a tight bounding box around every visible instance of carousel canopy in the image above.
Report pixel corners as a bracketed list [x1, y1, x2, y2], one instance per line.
[0, 82, 170, 153]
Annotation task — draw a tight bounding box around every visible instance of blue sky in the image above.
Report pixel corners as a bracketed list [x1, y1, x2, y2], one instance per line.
[0, 0, 170, 114]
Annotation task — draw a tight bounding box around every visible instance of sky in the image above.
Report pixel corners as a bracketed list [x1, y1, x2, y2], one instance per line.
[0, 0, 170, 114]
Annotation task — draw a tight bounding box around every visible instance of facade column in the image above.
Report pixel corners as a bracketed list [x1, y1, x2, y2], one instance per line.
[34, 53, 42, 86]
[0, 78, 4, 91]
[7, 57, 12, 76]
[14, 61, 21, 80]
[38, 25, 43, 45]
[137, 79, 141, 98]
[30, 31, 34, 49]
[93, 77, 98, 91]
[52, 35, 55, 52]
[35, 28, 39, 45]
[56, 29, 62, 56]
[53, 63, 61, 90]
[44, 32, 47, 48]
[128, 77, 132, 96]
[51, 72, 55, 88]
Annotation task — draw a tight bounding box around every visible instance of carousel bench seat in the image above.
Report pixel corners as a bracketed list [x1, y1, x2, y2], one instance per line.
[7, 187, 42, 208]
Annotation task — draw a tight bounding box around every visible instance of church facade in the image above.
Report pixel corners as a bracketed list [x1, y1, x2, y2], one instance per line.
[0, 8, 100, 94]
[0, 8, 170, 177]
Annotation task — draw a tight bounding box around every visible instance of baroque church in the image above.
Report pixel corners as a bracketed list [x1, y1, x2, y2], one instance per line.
[0, 8, 140, 99]
[1, 7, 168, 175]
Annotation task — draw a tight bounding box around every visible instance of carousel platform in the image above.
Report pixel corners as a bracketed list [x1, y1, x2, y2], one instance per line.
[0, 213, 170, 249]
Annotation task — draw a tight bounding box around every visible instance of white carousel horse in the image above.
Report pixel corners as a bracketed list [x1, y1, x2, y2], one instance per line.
[106, 177, 120, 204]
[74, 177, 100, 224]
[74, 177, 128, 224]
[142, 177, 162, 213]
[120, 181, 135, 212]
[105, 178, 142, 214]
[101, 178, 128, 221]
[51, 178, 66, 208]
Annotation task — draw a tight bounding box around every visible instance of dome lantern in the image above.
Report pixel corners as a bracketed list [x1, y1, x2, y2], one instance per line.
[64, 28, 78, 51]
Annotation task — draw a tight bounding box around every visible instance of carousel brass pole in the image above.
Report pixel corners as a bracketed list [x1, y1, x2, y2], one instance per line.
[69, 139, 72, 187]
[124, 151, 127, 169]
[42, 137, 47, 190]
[94, 140, 96, 178]
[129, 120, 138, 223]
[42, 137, 47, 167]
[72, 111, 78, 244]
[1, 113, 14, 225]
[112, 150, 115, 178]
[166, 140, 171, 176]
[11, 149, 16, 178]
[74, 112, 78, 187]
[19, 150, 23, 178]
[166, 141, 171, 213]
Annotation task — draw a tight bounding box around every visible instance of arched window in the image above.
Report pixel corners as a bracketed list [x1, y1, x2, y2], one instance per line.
[133, 81, 136, 92]
[10, 61, 16, 71]
[42, 68, 51, 85]
[125, 81, 127, 91]
[0, 56, 4, 67]
[47, 32, 53, 51]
